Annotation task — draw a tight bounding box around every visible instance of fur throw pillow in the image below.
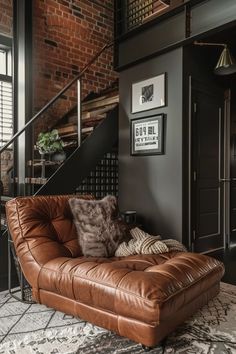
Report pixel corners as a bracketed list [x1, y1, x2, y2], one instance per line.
[69, 195, 126, 257]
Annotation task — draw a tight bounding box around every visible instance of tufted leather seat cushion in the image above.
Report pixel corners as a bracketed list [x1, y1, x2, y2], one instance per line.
[38, 252, 223, 324]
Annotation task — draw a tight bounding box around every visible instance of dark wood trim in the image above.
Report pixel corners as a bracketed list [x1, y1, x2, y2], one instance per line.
[0, 34, 12, 48]
[182, 68, 191, 249]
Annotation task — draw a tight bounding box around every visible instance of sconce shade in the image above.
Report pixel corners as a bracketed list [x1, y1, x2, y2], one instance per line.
[214, 47, 236, 75]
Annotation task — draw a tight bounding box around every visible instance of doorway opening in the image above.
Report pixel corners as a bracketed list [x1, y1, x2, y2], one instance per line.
[184, 26, 236, 253]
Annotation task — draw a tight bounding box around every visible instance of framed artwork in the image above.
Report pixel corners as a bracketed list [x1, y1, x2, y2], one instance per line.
[131, 73, 166, 113]
[130, 114, 164, 156]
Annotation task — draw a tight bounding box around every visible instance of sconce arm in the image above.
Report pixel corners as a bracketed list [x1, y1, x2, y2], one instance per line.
[194, 41, 227, 48]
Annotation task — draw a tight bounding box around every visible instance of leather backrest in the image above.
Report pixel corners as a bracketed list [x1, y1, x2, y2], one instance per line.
[6, 194, 92, 288]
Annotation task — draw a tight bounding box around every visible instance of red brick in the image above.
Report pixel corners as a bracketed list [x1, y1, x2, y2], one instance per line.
[1, 0, 118, 139]
[0, 0, 12, 35]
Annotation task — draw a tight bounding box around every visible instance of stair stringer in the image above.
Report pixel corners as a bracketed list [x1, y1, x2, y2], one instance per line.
[35, 106, 118, 196]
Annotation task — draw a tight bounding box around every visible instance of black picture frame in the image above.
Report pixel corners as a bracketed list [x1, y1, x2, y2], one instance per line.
[130, 114, 164, 156]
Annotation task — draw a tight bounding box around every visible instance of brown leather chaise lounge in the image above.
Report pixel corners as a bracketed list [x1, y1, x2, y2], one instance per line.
[6, 195, 224, 348]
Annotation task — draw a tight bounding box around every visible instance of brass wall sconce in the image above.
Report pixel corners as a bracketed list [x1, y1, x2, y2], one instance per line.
[194, 41, 236, 75]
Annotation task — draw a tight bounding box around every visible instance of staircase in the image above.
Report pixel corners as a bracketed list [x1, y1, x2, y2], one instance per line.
[26, 90, 119, 195]
[0, 88, 119, 216]
[0, 41, 120, 298]
[57, 90, 119, 143]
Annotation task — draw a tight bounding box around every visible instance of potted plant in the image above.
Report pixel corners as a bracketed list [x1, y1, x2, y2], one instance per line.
[36, 129, 66, 161]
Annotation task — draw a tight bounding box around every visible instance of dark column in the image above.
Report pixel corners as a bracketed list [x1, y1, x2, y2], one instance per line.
[13, 0, 33, 196]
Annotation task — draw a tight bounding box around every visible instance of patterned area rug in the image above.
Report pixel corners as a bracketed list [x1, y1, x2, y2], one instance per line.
[0, 282, 236, 354]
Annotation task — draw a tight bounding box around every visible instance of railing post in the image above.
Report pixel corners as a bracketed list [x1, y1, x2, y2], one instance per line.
[77, 79, 81, 147]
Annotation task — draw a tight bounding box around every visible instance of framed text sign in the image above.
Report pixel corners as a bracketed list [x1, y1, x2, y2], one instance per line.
[130, 115, 164, 156]
[131, 73, 166, 113]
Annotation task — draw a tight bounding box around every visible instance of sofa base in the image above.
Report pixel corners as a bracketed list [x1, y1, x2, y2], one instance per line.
[38, 282, 220, 347]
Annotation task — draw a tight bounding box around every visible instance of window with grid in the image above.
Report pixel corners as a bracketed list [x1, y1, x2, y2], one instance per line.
[0, 48, 13, 148]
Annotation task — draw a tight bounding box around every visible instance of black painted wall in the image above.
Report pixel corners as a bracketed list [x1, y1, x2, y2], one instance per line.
[116, 0, 236, 71]
[118, 48, 183, 241]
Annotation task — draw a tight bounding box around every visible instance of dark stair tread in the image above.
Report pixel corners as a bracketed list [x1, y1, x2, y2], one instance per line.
[82, 94, 119, 112]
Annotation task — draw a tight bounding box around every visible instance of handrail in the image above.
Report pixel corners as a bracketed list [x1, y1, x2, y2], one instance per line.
[0, 40, 114, 154]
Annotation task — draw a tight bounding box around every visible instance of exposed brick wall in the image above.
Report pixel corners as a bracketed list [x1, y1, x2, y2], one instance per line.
[33, 0, 118, 135]
[0, 0, 13, 36]
[0, 0, 117, 193]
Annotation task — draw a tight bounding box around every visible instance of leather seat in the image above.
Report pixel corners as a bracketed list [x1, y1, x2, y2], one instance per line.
[6, 195, 224, 347]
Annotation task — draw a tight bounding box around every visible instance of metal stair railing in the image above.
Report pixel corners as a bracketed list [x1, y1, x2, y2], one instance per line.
[0, 40, 114, 155]
[0, 40, 114, 302]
